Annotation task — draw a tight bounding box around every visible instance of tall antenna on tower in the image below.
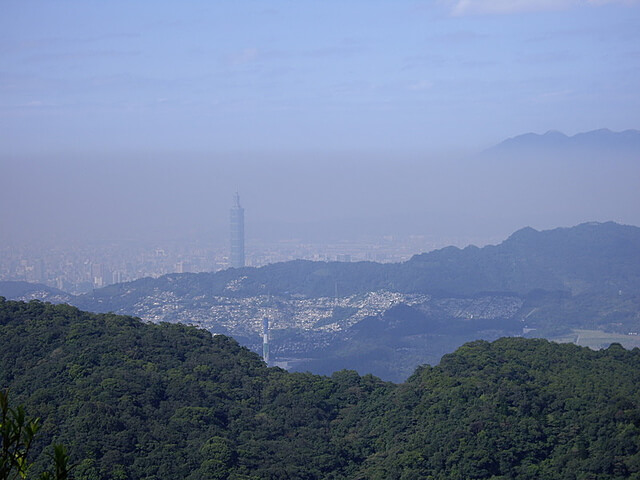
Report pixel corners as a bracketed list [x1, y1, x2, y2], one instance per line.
[262, 317, 270, 366]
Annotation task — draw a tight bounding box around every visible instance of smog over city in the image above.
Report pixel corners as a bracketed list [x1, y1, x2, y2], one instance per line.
[3, 1, 640, 279]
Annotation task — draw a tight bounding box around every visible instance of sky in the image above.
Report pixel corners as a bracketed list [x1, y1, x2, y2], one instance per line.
[1, 0, 640, 249]
[2, 0, 640, 154]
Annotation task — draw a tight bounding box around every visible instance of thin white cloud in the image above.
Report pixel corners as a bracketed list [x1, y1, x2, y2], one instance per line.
[448, 0, 639, 15]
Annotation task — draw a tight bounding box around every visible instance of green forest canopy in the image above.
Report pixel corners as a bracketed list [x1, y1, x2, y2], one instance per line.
[1, 298, 639, 480]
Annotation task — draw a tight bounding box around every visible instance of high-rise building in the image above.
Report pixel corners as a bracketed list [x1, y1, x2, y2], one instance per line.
[230, 192, 245, 268]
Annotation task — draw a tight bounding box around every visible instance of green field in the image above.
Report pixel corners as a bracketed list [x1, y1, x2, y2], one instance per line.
[550, 329, 640, 350]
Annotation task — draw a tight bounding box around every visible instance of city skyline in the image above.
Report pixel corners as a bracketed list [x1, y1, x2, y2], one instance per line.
[0, 225, 492, 295]
[1, 2, 639, 291]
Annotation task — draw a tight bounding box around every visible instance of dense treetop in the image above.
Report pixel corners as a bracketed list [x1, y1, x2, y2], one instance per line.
[1, 297, 639, 479]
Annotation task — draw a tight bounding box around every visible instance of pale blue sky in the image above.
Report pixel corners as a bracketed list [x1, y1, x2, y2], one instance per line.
[2, 1, 640, 248]
[2, 0, 639, 155]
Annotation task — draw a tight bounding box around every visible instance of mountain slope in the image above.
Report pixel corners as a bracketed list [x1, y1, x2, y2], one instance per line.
[406, 221, 640, 295]
[2, 298, 640, 480]
[0, 298, 374, 479]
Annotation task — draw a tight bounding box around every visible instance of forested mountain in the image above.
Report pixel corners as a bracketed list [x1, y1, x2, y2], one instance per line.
[2, 221, 639, 381]
[1, 298, 640, 480]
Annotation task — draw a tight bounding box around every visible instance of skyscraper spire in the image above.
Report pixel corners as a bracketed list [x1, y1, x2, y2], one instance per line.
[230, 192, 245, 268]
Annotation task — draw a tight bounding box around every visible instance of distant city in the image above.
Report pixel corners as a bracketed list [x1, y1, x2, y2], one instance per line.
[0, 194, 499, 294]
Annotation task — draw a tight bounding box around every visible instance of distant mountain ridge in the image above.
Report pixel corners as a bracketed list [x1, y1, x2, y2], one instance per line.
[3, 221, 635, 307]
[2, 221, 639, 380]
[66, 221, 640, 307]
[407, 221, 640, 295]
[0, 280, 72, 304]
[484, 128, 640, 156]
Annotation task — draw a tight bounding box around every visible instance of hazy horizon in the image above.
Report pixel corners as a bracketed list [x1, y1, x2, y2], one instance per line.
[2, 1, 640, 256]
[3, 148, 639, 250]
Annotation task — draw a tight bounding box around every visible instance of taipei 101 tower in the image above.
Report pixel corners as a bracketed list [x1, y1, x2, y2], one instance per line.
[230, 192, 245, 268]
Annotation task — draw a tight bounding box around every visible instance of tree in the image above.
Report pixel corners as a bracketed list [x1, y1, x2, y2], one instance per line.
[0, 390, 71, 480]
